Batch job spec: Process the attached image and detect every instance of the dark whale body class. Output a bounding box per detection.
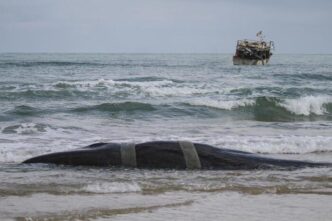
[23,141,331,170]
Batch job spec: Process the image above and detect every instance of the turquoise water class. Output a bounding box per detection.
[0,54,331,220]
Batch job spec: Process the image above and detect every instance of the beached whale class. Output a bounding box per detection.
[23,141,331,170]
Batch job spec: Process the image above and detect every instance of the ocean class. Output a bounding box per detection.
[0,53,331,220]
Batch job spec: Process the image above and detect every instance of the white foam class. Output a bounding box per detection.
[53,78,188,97]
[0,123,89,163]
[53,79,116,90]
[209,135,332,154]
[1,123,59,137]
[117,79,174,88]
[114,79,217,97]
[280,95,332,115]
[54,78,174,89]
[10,123,43,135]
[189,98,254,110]
[4,78,221,99]
[81,182,141,193]
[144,86,212,97]
[145,134,332,154]
[188,95,332,115]
[54,78,221,97]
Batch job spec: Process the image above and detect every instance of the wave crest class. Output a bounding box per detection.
[72,102,156,113]
[281,95,332,115]
[187,96,332,122]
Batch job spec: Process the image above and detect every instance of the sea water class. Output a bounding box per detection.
[0,54,331,220]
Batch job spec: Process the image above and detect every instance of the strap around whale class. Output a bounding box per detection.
[178,141,201,169]
[120,143,137,167]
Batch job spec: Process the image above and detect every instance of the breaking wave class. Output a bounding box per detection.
[187,96,332,122]
[0,78,182,101]
[54,78,175,89]
[1,97,331,122]
[281,95,332,115]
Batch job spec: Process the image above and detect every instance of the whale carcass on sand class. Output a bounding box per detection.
[23,141,331,170]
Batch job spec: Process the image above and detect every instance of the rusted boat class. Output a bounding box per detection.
[233,31,274,65]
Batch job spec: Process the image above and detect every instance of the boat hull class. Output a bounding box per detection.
[233,56,270,65]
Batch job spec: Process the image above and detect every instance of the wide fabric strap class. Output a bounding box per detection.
[178,141,201,169]
[120,143,137,167]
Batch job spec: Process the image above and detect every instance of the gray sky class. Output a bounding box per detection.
[0,0,331,53]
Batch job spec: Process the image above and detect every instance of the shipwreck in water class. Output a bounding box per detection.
[233,31,274,65]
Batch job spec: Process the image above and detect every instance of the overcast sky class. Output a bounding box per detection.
[0,0,331,53]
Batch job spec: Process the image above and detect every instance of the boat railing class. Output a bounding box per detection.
[236,39,273,51]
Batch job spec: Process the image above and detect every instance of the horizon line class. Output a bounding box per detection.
[1,52,332,55]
